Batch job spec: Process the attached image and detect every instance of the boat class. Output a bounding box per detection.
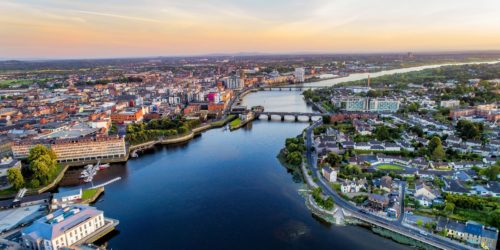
[98,163,110,170]
[131,151,138,158]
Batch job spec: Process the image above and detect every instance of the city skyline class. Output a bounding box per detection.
[1,0,500,59]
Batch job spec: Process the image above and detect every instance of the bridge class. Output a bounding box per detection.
[230,111,324,122]
[259,86,322,91]
[256,112,323,122]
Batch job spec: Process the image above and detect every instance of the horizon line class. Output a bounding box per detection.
[2,49,500,62]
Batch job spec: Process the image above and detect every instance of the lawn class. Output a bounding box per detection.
[212,115,236,127]
[376,164,404,171]
[82,188,98,200]
[0,79,34,87]
[229,117,241,128]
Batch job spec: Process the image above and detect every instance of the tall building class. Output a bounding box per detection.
[21,205,116,250]
[12,136,127,164]
[226,75,244,89]
[334,97,400,113]
[294,68,305,83]
[368,98,400,112]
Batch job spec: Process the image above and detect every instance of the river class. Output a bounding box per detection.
[59,61,499,249]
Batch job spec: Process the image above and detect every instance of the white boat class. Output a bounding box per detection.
[131,151,138,158]
[98,163,110,170]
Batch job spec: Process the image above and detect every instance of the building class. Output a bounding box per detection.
[110,108,144,124]
[294,68,305,83]
[436,218,498,250]
[334,97,400,112]
[322,166,337,182]
[12,136,127,164]
[440,100,460,108]
[368,98,400,112]
[21,205,113,250]
[0,156,21,177]
[51,189,82,209]
[227,75,244,89]
[368,193,389,210]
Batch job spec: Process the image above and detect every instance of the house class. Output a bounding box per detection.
[446,136,462,145]
[436,218,498,250]
[51,188,82,208]
[341,178,367,193]
[414,183,440,207]
[322,167,337,183]
[379,176,393,192]
[384,143,401,152]
[368,194,389,210]
[0,156,21,178]
[443,179,470,195]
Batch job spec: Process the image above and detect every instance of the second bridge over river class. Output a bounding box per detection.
[232,111,324,122]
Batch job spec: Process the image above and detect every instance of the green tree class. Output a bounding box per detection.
[325,152,342,167]
[444,202,455,214]
[7,168,24,190]
[456,120,482,140]
[416,219,423,227]
[479,163,499,181]
[429,136,445,161]
[28,145,58,185]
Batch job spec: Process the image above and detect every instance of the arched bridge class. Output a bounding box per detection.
[255,111,323,122]
[259,86,323,91]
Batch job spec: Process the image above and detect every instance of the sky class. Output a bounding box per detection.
[1,0,500,59]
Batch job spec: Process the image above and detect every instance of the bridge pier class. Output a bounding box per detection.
[268,115,272,121]
[308,116,313,122]
[295,115,299,122]
[281,115,285,121]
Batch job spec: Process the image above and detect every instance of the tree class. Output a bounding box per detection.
[28,145,58,185]
[325,152,342,167]
[429,136,445,161]
[374,125,391,141]
[479,163,500,181]
[7,168,24,190]
[444,202,455,214]
[416,219,423,227]
[432,144,446,161]
[456,120,482,140]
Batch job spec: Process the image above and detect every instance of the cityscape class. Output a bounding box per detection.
[0,1,499,250]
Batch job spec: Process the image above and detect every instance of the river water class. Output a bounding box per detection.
[59,61,499,249]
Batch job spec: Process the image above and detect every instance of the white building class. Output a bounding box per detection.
[0,156,21,177]
[21,205,109,250]
[440,100,460,108]
[294,68,305,83]
[227,75,244,89]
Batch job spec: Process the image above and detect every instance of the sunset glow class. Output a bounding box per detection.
[1,0,500,58]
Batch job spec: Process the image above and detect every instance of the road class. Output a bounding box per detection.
[304,121,474,250]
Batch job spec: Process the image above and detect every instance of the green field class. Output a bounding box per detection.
[376,164,404,171]
[0,79,35,87]
[82,188,98,200]
[229,117,242,128]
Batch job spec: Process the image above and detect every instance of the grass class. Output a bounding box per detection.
[376,164,404,171]
[211,115,236,127]
[0,79,34,87]
[82,188,99,200]
[229,117,242,128]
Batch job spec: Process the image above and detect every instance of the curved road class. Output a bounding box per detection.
[305,121,473,250]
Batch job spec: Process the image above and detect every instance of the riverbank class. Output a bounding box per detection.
[129,116,236,156]
[0,164,70,199]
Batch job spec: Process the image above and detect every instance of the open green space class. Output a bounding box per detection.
[376,164,404,171]
[82,188,99,200]
[229,117,242,128]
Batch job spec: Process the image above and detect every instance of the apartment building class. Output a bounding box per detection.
[12,136,127,163]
